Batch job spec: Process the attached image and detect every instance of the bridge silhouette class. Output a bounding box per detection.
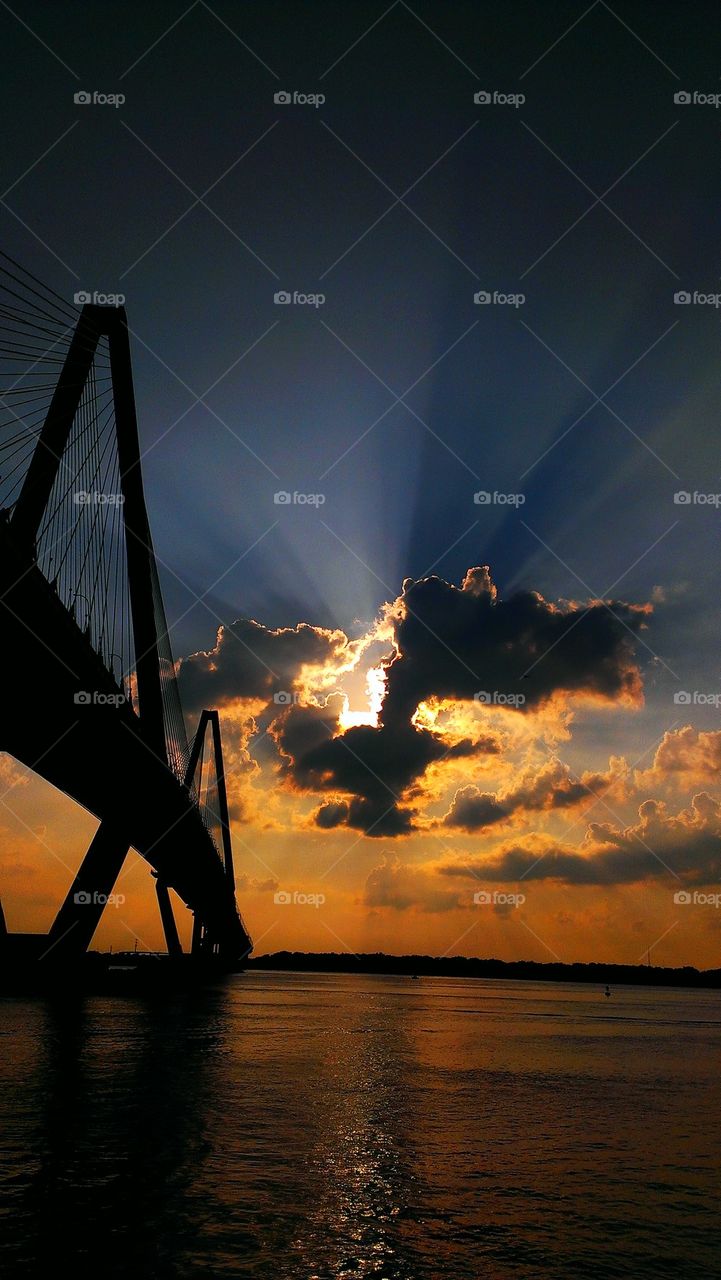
[0,253,252,978]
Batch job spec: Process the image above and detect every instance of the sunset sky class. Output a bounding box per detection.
[2,0,721,966]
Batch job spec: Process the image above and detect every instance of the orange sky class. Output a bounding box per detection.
[3,566,721,970]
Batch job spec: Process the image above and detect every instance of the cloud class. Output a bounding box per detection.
[316,795,414,838]
[638,726,721,789]
[273,695,345,773]
[440,793,721,886]
[235,873,279,894]
[382,565,649,728]
[178,618,358,712]
[444,787,508,830]
[276,709,484,836]
[443,756,626,831]
[302,566,647,840]
[315,800,350,829]
[364,854,465,913]
[176,565,650,838]
[0,755,29,791]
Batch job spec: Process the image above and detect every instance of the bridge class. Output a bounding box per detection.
[0,252,252,979]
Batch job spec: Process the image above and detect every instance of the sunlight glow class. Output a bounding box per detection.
[337,664,386,730]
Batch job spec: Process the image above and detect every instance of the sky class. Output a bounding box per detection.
[2,0,721,966]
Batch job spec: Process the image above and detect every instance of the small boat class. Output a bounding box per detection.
[604,985,611,998]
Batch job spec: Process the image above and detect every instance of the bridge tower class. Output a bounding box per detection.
[0,258,251,972]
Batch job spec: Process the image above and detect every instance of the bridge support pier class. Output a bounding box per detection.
[45,821,129,961]
[154,877,182,957]
[191,913,204,955]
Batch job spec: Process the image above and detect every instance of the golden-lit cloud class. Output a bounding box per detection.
[14,562,706,963]
[214,564,652,839]
[636,726,721,790]
[178,617,366,711]
[441,755,628,832]
[440,792,721,887]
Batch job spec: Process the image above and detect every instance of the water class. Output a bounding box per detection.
[0,973,719,1278]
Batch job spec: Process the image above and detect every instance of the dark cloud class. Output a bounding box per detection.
[382,566,648,728]
[315,800,350,829]
[440,793,721,886]
[178,618,353,712]
[176,565,649,838]
[273,696,344,772]
[280,714,482,836]
[444,787,508,830]
[444,758,622,831]
[323,796,415,838]
[295,566,646,836]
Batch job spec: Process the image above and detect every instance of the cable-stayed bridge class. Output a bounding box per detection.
[0,253,252,980]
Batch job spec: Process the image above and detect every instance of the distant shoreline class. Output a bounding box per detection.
[248,951,721,989]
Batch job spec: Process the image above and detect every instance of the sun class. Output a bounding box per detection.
[337,665,386,731]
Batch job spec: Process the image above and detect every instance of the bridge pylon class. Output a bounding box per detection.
[0,257,252,978]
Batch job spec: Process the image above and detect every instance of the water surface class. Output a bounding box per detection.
[1,973,719,1278]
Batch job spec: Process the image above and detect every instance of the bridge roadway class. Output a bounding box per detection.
[0,516,251,962]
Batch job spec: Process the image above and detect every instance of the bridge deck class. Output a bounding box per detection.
[0,518,251,961]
